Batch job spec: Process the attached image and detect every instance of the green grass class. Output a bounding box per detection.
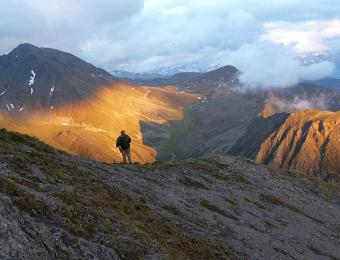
[153,161,179,170]
[160,108,196,157]
[162,205,181,215]
[0,178,52,218]
[200,199,239,221]
[181,177,208,190]
[309,245,322,255]
[193,162,228,181]
[234,173,252,185]
[224,197,237,205]
[260,194,322,223]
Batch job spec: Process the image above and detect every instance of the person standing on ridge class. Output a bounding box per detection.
[116,130,132,163]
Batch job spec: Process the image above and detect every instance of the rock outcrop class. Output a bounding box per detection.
[257,110,340,182]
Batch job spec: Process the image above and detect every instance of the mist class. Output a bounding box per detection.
[218,42,335,88]
[265,94,329,114]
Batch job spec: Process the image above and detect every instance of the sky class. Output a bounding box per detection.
[1,0,340,87]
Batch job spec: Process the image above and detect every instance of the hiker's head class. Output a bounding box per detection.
[120,130,126,136]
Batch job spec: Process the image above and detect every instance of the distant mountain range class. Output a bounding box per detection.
[0,43,339,181]
[138,65,340,180]
[300,50,340,78]
[112,61,219,79]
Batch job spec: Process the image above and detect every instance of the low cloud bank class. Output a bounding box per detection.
[265,94,329,114]
[218,42,335,88]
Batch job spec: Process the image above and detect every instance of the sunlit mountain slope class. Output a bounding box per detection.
[0,83,198,163]
[257,110,340,181]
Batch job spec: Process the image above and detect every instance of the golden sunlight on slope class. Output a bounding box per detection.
[0,83,199,163]
[257,110,340,180]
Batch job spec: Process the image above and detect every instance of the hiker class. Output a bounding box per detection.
[116,130,132,163]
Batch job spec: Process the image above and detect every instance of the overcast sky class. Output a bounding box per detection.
[1,0,340,87]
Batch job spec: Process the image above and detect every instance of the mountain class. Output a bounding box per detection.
[0,129,339,259]
[128,65,239,93]
[0,44,198,163]
[300,50,340,78]
[111,70,170,80]
[0,43,117,111]
[257,110,340,181]
[114,61,220,78]
[129,71,204,86]
[1,43,339,177]
[143,72,340,177]
[314,77,340,90]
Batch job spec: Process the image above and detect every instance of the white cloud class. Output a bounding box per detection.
[262,20,340,53]
[23,0,144,26]
[0,0,340,88]
[82,39,127,64]
[266,95,329,114]
[0,0,143,53]
[218,42,335,88]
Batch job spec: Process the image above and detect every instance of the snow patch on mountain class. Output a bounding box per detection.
[5,104,11,112]
[28,70,36,86]
[49,85,55,97]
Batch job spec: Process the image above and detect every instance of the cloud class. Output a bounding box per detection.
[0,0,340,89]
[82,0,263,71]
[212,42,334,88]
[83,0,340,80]
[262,20,340,53]
[24,0,143,26]
[0,0,143,53]
[265,94,329,114]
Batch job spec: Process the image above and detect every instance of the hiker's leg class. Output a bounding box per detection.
[122,150,127,163]
[127,148,132,163]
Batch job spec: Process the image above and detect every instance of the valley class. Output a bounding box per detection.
[0,43,339,182]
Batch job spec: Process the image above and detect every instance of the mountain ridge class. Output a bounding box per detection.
[0,128,339,259]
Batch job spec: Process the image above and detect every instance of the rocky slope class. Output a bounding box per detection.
[0,129,339,259]
[256,110,340,182]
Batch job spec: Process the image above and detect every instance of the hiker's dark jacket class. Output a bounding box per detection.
[116,135,131,150]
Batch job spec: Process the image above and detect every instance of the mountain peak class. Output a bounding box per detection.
[9,43,40,55]
[0,44,117,111]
